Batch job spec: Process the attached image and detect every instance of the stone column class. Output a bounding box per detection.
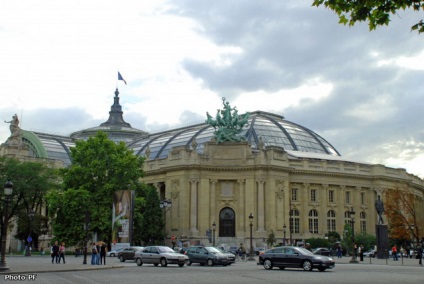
[190,179,199,234]
[210,179,217,225]
[238,179,245,234]
[257,179,265,232]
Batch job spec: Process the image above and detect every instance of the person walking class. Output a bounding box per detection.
[359,245,364,261]
[239,243,246,261]
[51,241,59,264]
[337,244,342,258]
[417,244,423,266]
[91,242,98,265]
[392,245,398,261]
[100,242,107,265]
[58,242,66,264]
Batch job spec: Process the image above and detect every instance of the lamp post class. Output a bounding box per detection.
[83,210,91,265]
[248,213,255,261]
[25,209,35,256]
[212,221,216,247]
[159,199,172,245]
[0,180,13,271]
[349,207,358,263]
[283,224,287,246]
[289,206,293,246]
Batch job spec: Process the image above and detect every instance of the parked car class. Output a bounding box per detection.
[258,246,335,272]
[215,247,236,264]
[185,246,230,266]
[134,246,189,267]
[363,249,376,258]
[107,247,125,257]
[312,248,331,256]
[118,246,145,262]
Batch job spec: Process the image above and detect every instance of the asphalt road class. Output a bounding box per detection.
[2,255,423,284]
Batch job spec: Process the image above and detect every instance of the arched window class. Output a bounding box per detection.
[219,207,235,237]
[327,210,336,232]
[308,209,319,234]
[289,209,300,234]
[360,212,366,233]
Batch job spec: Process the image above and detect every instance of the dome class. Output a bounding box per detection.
[127,111,340,160]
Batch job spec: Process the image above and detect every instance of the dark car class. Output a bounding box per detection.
[118,246,144,262]
[134,246,189,267]
[312,248,332,256]
[258,246,335,272]
[215,247,236,264]
[185,246,229,266]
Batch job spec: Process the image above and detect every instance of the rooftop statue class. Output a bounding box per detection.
[4,114,22,146]
[206,97,250,143]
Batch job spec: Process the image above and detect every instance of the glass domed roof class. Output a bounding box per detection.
[127,111,340,160]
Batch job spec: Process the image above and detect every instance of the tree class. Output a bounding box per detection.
[47,131,146,246]
[140,186,164,245]
[312,1,424,33]
[384,186,424,242]
[266,230,277,247]
[0,157,60,251]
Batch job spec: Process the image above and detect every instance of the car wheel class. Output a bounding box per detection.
[160,258,168,267]
[263,259,273,270]
[110,253,115,257]
[119,255,125,262]
[318,267,326,272]
[178,263,185,267]
[207,259,214,266]
[187,260,192,266]
[278,267,285,270]
[136,258,143,266]
[302,260,312,271]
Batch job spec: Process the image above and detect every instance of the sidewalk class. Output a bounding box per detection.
[333,255,423,267]
[0,255,124,275]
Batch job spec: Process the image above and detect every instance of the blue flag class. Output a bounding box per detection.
[118,72,127,85]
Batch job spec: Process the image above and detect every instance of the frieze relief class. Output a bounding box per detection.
[276,180,285,200]
[171,180,180,200]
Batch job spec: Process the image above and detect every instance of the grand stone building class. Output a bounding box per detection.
[1,89,423,249]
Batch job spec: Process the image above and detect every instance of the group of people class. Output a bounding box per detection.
[91,241,108,265]
[50,241,66,264]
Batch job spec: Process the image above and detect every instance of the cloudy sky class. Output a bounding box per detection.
[1,1,424,177]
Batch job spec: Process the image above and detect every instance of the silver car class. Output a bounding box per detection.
[134,246,189,267]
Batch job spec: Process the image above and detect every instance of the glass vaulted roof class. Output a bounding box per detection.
[127,111,341,160]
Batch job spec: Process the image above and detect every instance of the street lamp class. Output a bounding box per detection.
[212,221,216,247]
[283,224,287,246]
[160,199,172,245]
[0,179,14,271]
[410,224,416,249]
[248,213,255,261]
[83,211,91,265]
[25,209,35,256]
[349,207,358,263]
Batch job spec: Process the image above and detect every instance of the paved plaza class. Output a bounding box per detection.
[0,254,422,283]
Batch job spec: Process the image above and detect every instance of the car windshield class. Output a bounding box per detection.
[205,247,221,253]
[158,247,174,253]
[296,247,315,256]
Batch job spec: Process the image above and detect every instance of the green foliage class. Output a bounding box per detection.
[355,232,377,251]
[305,237,330,249]
[47,131,146,246]
[0,157,60,249]
[139,186,165,245]
[313,0,424,33]
[266,230,277,247]
[327,231,341,243]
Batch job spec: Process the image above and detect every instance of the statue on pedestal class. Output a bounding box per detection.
[375,195,385,225]
[4,114,22,146]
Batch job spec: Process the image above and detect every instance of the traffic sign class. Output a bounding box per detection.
[27,236,32,243]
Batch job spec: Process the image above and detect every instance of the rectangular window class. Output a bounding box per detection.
[327,219,336,232]
[329,190,334,203]
[360,220,366,233]
[310,189,316,202]
[345,191,351,204]
[361,192,365,205]
[309,218,318,234]
[289,217,300,234]
[291,188,298,201]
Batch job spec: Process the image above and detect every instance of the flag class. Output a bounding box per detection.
[118,72,127,85]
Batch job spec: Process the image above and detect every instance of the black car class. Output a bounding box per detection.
[185,246,230,266]
[258,246,335,272]
[118,246,144,262]
[312,248,332,256]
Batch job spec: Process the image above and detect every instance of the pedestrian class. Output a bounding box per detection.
[337,244,342,258]
[417,244,423,266]
[96,242,101,265]
[91,242,98,265]
[305,243,312,252]
[58,242,66,264]
[359,245,364,261]
[51,241,59,264]
[392,245,398,261]
[100,242,107,265]
[239,243,246,261]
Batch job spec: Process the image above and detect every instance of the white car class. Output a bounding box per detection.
[107,247,125,257]
[362,249,376,258]
[134,246,189,267]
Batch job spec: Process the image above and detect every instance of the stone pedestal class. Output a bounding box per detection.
[376,224,389,259]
